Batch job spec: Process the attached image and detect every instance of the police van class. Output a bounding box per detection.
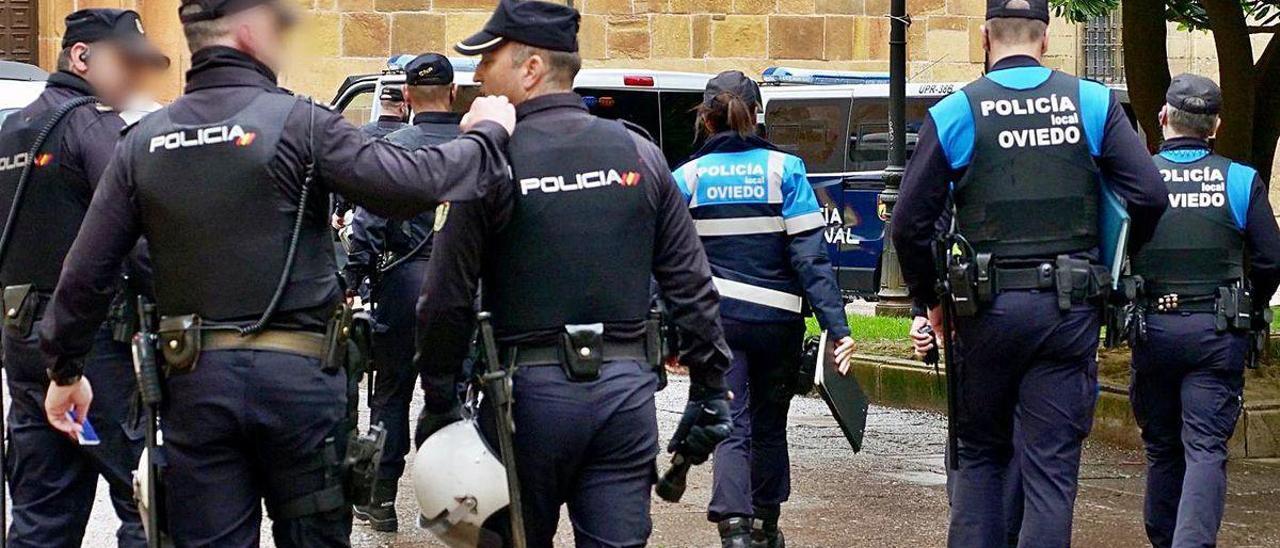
[330,56,714,168]
[759,67,1140,298]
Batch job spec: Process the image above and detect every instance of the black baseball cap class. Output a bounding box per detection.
[1166,73,1222,115]
[455,0,580,56]
[63,9,170,68]
[986,0,1050,23]
[404,54,454,86]
[379,86,404,102]
[178,0,296,25]
[704,71,762,111]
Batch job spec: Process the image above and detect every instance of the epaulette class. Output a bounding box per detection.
[619,119,656,144]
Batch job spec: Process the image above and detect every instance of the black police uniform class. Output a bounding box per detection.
[0,9,164,547]
[346,56,463,529]
[1126,75,1280,548]
[38,42,510,546]
[418,88,731,548]
[891,3,1168,546]
[416,4,730,544]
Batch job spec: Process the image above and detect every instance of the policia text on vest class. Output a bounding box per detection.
[891,52,1168,547]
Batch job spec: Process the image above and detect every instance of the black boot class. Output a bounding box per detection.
[718,517,753,548]
[353,479,399,532]
[751,507,785,548]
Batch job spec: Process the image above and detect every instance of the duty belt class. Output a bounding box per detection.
[507,340,648,368]
[200,330,327,360]
[991,263,1057,292]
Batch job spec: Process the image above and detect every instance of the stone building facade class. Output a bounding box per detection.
[24,0,1235,103]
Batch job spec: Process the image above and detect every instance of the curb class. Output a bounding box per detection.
[848,353,1280,459]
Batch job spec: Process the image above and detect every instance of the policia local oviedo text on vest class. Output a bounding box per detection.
[942,68,1112,313]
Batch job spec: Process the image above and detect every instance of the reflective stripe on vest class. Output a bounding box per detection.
[712,276,804,313]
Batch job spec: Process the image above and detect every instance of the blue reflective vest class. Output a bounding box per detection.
[673,147,827,323]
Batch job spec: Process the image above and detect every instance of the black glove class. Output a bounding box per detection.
[667,384,733,465]
[414,371,462,447]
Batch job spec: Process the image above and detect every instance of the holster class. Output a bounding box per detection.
[1053,255,1111,312]
[793,337,819,396]
[2,284,36,338]
[343,424,387,507]
[947,255,980,317]
[560,323,604,382]
[159,315,202,373]
[1214,285,1254,333]
[108,292,139,343]
[646,310,668,391]
[322,303,354,374]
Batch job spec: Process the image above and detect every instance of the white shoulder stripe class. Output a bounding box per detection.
[766,150,785,204]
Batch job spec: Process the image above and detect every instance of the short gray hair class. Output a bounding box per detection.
[1166,105,1218,139]
[511,43,580,90]
[986,16,1048,45]
[181,16,231,54]
[55,47,74,72]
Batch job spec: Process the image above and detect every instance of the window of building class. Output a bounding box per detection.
[1081,14,1125,84]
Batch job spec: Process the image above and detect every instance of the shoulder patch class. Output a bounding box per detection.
[619,119,656,144]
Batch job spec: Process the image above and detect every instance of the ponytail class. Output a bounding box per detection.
[696,91,758,138]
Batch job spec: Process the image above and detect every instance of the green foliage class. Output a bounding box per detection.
[804,314,913,341]
[1052,0,1280,30]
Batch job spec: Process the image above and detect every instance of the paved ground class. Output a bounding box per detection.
[63,375,1280,547]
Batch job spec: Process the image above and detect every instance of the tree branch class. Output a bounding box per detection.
[1249,25,1280,33]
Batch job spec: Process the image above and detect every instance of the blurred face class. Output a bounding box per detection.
[474,43,534,105]
[232,3,297,73]
[71,42,160,110]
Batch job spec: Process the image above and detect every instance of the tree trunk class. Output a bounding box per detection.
[1202,0,1256,163]
[1252,37,1280,183]
[1120,0,1169,150]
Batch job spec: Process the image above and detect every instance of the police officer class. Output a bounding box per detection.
[359,86,409,139]
[893,1,1168,546]
[0,9,168,547]
[1127,74,1280,548]
[37,0,515,545]
[345,53,462,533]
[334,87,410,227]
[416,1,733,545]
[670,71,857,548]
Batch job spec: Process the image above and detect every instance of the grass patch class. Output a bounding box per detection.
[805,314,912,341]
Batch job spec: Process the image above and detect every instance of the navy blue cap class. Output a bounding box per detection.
[379,86,404,102]
[986,0,1050,23]
[1166,73,1222,115]
[179,0,295,25]
[404,54,454,86]
[63,9,170,68]
[704,71,761,111]
[455,0,580,56]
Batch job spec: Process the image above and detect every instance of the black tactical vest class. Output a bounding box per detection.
[483,118,654,337]
[1132,152,1245,297]
[0,103,92,290]
[130,94,336,320]
[955,71,1101,259]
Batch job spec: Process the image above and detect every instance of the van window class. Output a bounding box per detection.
[341,88,374,126]
[579,88,661,143]
[765,98,851,174]
[847,98,940,171]
[659,90,703,167]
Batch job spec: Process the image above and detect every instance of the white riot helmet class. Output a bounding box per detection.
[414,419,510,547]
